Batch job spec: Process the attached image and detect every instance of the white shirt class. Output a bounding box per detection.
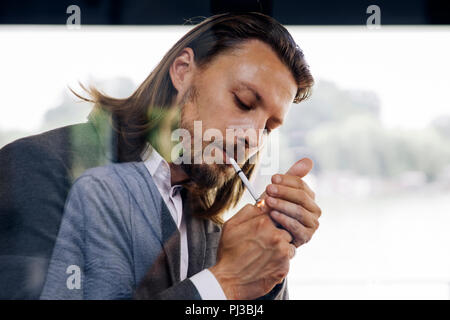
[141,146,226,300]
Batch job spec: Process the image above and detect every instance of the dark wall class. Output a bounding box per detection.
[0,0,449,25]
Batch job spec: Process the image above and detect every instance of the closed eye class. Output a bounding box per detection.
[233,94,252,111]
[233,94,273,134]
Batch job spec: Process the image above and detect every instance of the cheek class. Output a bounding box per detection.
[195,92,235,128]
[192,83,257,136]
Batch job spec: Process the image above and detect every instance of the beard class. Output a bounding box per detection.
[177,84,236,192]
[181,162,230,190]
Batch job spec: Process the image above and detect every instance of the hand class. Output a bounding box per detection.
[209,203,296,300]
[258,158,322,248]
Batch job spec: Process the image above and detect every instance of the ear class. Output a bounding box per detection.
[169,47,196,101]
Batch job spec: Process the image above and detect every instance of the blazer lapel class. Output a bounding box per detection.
[143,184,221,287]
[133,171,180,299]
[184,189,223,277]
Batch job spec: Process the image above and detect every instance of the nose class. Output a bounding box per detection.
[228,114,268,159]
[238,127,265,159]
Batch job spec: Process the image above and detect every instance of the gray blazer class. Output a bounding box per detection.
[40,161,287,300]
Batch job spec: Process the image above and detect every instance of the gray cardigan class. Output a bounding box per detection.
[40,161,287,300]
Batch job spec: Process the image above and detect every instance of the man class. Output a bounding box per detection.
[1,12,320,299]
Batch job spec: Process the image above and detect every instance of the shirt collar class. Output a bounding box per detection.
[141,143,184,191]
[141,143,167,177]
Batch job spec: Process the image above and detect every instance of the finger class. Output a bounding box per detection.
[228,203,264,226]
[266,183,309,207]
[265,187,321,218]
[275,228,294,244]
[271,174,315,199]
[270,210,313,248]
[265,196,319,229]
[289,244,297,259]
[279,242,297,260]
[285,158,313,179]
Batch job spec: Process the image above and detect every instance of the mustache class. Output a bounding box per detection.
[180,133,263,165]
[213,139,259,163]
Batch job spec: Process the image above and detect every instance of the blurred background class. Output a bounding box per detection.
[1,0,449,299]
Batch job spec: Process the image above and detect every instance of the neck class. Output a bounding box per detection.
[169,162,190,186]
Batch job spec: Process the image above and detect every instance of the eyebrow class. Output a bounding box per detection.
[238,81,284,126]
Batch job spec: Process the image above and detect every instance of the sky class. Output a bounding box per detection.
[0,25,449,132]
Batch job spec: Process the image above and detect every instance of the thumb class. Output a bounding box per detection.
[285,157,314,178]
[228,203,264,226]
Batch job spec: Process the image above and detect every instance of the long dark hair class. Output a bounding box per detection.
[72,12,314,224]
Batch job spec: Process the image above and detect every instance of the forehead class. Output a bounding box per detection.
[210,39,298,107]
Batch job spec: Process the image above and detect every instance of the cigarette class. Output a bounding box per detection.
[228,157,265,208]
